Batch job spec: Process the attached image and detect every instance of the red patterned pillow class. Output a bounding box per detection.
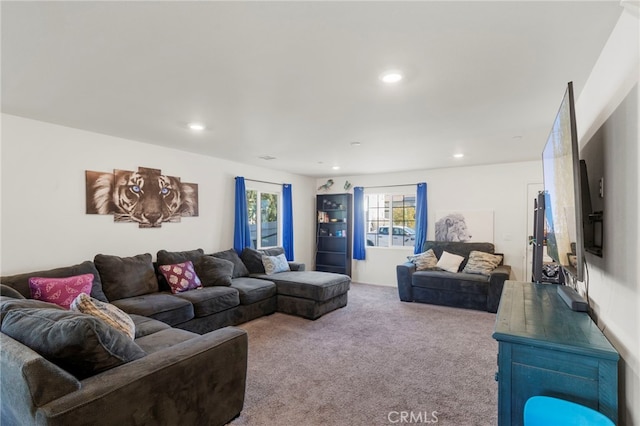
[158,261,202,294]
[28,274,94,309]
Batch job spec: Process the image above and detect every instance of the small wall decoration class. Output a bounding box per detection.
[434,210,494,243]
[86,166,198,228]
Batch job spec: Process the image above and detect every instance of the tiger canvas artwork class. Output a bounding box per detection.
[86,166,198,228]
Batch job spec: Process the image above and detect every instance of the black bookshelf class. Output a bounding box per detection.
[316,193,352,276]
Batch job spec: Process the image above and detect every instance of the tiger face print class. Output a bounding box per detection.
[112,169,182,228]
[87,167,198,228]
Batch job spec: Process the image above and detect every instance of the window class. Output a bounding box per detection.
[365,193,416,247]
[247,189,280,249]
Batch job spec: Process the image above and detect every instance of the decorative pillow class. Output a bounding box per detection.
[211,249,250,278]
[158,261,203,294]
[0,261,108,302]
[70,293,135,339]
[436,251,465,273]
[262,253,290,275]
[94,253,158,301]
[407,249,438,271]
[1,308,146,379]
[28,274,94,309]
[195,256,234,287]
[462,251,503,276]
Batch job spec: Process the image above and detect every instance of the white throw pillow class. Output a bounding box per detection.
[436,251,465,273]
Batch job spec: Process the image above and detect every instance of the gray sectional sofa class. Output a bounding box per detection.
[396,241,511,313]
[0,246,350,425]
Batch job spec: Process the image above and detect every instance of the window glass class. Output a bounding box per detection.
[365,193,416,247]
[247,189,279,249]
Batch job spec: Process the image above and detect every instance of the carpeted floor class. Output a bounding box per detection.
[230,283,498,426]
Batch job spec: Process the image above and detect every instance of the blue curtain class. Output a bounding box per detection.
[233,177,252,254]
[282,184,294,261]
[414,182,428,254]
[353,187,366,260]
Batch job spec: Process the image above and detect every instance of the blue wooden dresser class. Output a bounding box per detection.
[492,281,619,425]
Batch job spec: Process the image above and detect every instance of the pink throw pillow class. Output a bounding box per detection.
[158,261,202,294]
[29,274,94,309]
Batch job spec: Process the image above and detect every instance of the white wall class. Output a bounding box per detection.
[317,160,542,286]
[575,7,639,425]
[0,114,317,275]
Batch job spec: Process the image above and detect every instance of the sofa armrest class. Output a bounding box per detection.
[38,327,248,426]
[487,265,512,313]
[396,262,416,302]
[288,262,305,271]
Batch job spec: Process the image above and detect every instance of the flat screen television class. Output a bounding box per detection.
[541,81,585,282]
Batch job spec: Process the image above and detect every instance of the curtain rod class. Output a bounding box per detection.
[361,183,418,189]
[244,178,282,186]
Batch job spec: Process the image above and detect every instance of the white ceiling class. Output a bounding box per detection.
[1,1,624,177]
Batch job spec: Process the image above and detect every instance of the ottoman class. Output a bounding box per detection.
[254,271,351,320]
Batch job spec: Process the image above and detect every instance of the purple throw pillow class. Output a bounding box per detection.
[158,261,203,294]
[29,273,94,309]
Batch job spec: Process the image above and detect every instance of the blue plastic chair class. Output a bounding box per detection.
[524,396,615,426]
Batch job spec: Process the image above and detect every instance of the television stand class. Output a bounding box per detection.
[557,285,588,312]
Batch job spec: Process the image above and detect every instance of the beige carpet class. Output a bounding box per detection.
[230,283,498,426]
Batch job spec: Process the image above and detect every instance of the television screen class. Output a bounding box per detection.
[541,82,585,282]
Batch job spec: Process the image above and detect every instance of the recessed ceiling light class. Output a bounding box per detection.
[453,153,464,159]
[258,155,276,161]
[188,123,205,131]
[379,70,403,84]
[332,166,340,170]
[350,141,362,147]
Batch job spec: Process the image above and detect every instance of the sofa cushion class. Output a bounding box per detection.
[156,249,205,291]
[462,251,503,276]
[28,274,94,309]
[173,286,240,317]
[94,253,158,300]
[231,277,277,305]
[195,256,234,287]
[412,270,489,292]
[70,293,135,339]
[240,247,286,274]
[436,251,465,273]
[211,249,250,278]
[134,327,199,354]
[156,248,204,265]
[0,297,64,323]
[158,261,203,294]
[111,293,194,326]
[0,261,108,302]
[0,308,146,379]
[240,247,267,274]
[0,284,25,299]
[423,241,495,270]
[407,249,438,271]
[129,314,171,339]
[261,271,350,302]
[262,253,290,275]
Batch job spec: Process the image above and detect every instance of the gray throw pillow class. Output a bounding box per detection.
[211,249,250,278]
[1,308,146,379]
[94,253,158,301]
[195,256,234,287]
[240,247,266,274]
